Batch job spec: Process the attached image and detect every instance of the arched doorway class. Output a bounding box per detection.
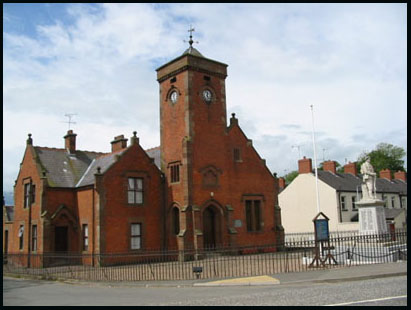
[54,226,69,252]
[203,205,220,250]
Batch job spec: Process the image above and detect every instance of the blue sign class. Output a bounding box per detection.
[315,219,329,241]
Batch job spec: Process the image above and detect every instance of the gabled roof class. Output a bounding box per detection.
[317,170,407,195]
[32,145,161,189]
[34,147,104,187]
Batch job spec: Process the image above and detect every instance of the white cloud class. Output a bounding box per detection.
[3,3,407,192]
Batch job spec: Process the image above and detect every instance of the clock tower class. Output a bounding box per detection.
[156,29,229,251]
[156,28,281,254]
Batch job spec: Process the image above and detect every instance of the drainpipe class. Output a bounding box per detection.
[337,191,342,223]
[27,180,33,268]
[92,186,95,267]
[161,172,167,251]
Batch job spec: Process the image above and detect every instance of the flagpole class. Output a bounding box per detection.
[310,105,321,214]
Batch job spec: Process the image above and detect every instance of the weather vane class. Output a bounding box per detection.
[183,25,199,47]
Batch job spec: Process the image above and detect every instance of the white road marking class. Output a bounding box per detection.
[324,295,407,306]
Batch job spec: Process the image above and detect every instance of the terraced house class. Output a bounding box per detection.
[279,157,407,235]
[3,41,284,266]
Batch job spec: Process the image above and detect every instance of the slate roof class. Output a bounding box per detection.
[182,46,204,58]
[318,171,362,192]
[76,149,127,187]
[317,170,407,195]
[145,146,161,169]
[34,147,104,187]
[32,145,161,188]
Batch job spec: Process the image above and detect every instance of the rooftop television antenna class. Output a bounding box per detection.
[63,113,77,130]
[292,145,302,158]
[322,148,328,162]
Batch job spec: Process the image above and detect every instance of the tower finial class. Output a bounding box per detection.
[184,25,199,48]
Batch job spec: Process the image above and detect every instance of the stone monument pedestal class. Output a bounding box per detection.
[356,199,387,235]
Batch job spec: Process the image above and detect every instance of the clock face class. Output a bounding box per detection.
[170,91,178,103]
[202,89,212,102]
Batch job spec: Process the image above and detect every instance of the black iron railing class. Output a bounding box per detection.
[3,229,407,282]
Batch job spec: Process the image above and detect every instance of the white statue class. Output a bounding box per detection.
[360,157,377,200]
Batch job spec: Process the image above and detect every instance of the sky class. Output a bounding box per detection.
[3,3,407,195]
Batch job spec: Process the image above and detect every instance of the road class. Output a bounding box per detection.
[3,275,407,306]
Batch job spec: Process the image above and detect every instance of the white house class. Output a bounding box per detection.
[279,157,407,235]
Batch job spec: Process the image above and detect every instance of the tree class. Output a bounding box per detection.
[284,170,299,184]
[357,143,406,177]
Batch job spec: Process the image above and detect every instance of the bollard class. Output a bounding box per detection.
[193,266,203,279]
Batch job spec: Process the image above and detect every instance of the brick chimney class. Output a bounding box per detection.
[111,135,128,152]
[298,156,312,174]
[394,170,406,182]
[64,130,77,154]
[379,169,392,180]
[279,177,286,189]
[344,162,357,176]
[323,160,337,174]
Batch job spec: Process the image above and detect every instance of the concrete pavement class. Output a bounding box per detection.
[46,261,406,288]
[194,261,407,286]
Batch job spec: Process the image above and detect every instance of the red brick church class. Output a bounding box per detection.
[3,34,284,263]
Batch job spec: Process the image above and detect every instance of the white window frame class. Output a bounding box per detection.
[128,178,144,204]
[24,183,30,208]
[31,225,37,252]
[19,225,24,250]
[352,196,357,210]
[341,196,347,211]
[82,224,89,251]
[130,223,142,250]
